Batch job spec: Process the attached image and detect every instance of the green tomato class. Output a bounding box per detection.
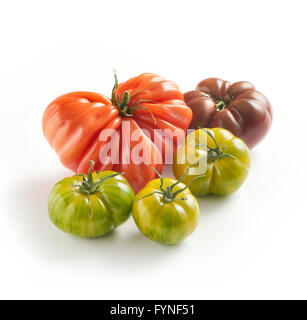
[132,176,200,245]
[173,128,250,196]
[48,161,135,238]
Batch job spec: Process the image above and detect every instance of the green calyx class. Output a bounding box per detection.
[74,160,121,195]
[111,70,157,123]
[196,129,236,162]
[202,92,235,112]
[138,166,192,203]
[72,161,122,217]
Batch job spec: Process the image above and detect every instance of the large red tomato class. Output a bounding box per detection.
[184,78,272,148]
[42,73,192,192]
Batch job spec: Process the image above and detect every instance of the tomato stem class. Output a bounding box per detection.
[138,165,193,203]
[73,160,123,195]
[201,92,235,111]
[72,161,123,216]
[196,129,236,162]
[111,70,157,124]
[87,160,95,185]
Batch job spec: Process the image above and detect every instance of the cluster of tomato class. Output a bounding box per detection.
[43,72,272,245]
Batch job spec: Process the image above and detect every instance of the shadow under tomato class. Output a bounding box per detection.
[66,217,183,271]
[5,170,87,262]
[5,172,181,270]
[196,194,236,219]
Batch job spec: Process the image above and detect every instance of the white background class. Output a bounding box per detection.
[0,0,306,300]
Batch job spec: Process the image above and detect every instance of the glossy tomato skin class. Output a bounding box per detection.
[173,128,250,196]
[184,78,272,148]
[132,179,199,245]
[48,171,135,238]
[42,74,192,193]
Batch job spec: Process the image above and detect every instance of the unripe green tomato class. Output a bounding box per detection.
[132,178,200,245]
[173,128,250,196]
[48,166,135,238]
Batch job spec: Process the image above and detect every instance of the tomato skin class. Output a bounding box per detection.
[184,78,272,148]
[48,171,135,238]
[173,128,250,196]
[42,74,192,193]
[132,179,199,245]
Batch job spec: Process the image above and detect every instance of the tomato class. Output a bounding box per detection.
[173,128,250,196]
[48,161,135,238]
[132,170,199,245]
[42,72,192,193]
[184,78,272,148]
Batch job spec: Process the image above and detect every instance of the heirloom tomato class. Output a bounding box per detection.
[184,78,272,148]
[132,168,199,245]
[48,161,135,238]
[42,72,192,193]
[173,128,250,196]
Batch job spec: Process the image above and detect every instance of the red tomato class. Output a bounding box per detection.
[184,78,272,148]
[42,73,192,192]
